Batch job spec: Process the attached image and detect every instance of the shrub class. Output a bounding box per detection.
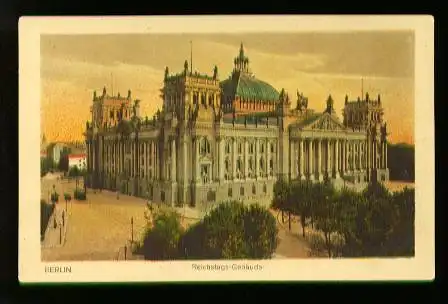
[142,208,184,260]
[74,189,86,200]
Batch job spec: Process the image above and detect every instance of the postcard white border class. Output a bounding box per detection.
[19,15,435,283]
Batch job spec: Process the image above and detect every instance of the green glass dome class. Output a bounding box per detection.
[221,72,280,102]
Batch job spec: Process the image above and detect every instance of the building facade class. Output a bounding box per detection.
[46,142,67,166]
[68,153,87,170]
[85,44,390,208]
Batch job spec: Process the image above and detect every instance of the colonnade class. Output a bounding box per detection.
[90,139,160,181]
[86,134,388,187]
[290,137,369,180]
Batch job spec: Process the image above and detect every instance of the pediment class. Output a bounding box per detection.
[304,113,346,131]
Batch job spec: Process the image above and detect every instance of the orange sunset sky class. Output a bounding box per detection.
[40,32,414,144]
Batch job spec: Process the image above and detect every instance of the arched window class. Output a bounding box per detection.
[240,186,245,196]
[270,143,275,153]
[238,143,242,154]
[260,143,265,153]
[225,142,231,154]
[252,184,256,195]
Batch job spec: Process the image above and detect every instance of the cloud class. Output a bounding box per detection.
[40,35,414,144]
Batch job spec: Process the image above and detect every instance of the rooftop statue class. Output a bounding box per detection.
[296,90,308,111]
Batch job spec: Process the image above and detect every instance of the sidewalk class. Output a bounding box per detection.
[41,202,70,248]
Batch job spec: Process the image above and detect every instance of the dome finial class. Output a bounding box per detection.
[239,42,245,58]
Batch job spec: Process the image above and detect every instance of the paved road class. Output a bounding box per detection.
[270,210,312,258]
[41,179,314,261]
[41,189,148,261]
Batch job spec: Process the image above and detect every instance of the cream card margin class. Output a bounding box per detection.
[18,15,435,283]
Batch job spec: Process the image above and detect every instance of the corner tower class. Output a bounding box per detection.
[343,92,389,182]
[161,60,222,125]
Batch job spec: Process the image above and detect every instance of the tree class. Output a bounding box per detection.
[312,181,339,257]
[333,187,363,256]
[363,181,390,202]
[272,178,290,224]
[142,208,184,260]
[292,181,314,238]
[40,157,54,177]
[388,143,415,181]
[58,147,71,172]
[179,201,279,259]
[243,204,279,259]
[383,187,415,256]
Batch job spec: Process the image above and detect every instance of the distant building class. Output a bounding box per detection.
[85,43,390,207]
[68,153,87,170]
[46,142,67,165]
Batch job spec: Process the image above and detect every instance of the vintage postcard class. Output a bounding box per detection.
[19,15,434,283]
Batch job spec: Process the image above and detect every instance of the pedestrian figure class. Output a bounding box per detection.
[53,216,57,229]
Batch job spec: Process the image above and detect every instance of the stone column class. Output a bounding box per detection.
[267,139,271,178]
[155,141,158,180]
[194,137,200,183]
[232,138,237,179]
[219,137,225,181]
[326,139,330,176]
[309,139,314,180]
[352,141,356,172]
[182,137,188,184]
[358,141,362,171]
[361,141,365,170]
[256,138,260,179]
[317,139,322,181]
[345,140,349,173]
[244,139,249,179]
[335,139,340,178]
[384,141,388,169]
[299,139,305,180]
[340,140,345,175]
[372,140,376,169]
[289,140,295,180]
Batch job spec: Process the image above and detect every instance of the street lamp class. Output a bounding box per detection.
[130,216,134,244]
